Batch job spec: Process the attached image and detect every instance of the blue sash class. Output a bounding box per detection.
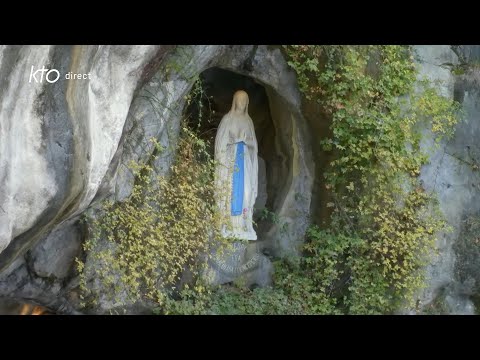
[231,141,245,216]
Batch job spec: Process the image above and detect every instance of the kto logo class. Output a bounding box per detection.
[29,66,60,83]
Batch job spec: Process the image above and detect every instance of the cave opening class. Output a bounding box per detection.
[184,67,289,239]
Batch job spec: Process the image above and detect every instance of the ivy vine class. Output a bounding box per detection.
[282,45,462,313]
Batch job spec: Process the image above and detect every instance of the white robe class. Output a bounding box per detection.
[214,103,258,240]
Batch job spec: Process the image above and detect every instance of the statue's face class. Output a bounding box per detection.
[233,91,248,113]
[236,97,247,112]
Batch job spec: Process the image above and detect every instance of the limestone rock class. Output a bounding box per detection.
[29,220,82,279]
[0,45,165,271]
[2,45,479,314]
[415,45,480,314]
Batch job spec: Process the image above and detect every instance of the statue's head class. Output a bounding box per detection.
[231,90,249,114]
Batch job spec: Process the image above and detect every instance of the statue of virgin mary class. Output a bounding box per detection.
[214,90,258,240]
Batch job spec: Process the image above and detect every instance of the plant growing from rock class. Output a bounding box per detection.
[76,124,226,312]
[282,45,462,313]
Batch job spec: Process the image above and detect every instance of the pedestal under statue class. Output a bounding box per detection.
[214,90,258,241]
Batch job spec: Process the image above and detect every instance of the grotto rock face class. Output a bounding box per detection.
[0,45,165,270]
[1,45,479,314]
[415,45,480,314]
[0,45,314,313]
